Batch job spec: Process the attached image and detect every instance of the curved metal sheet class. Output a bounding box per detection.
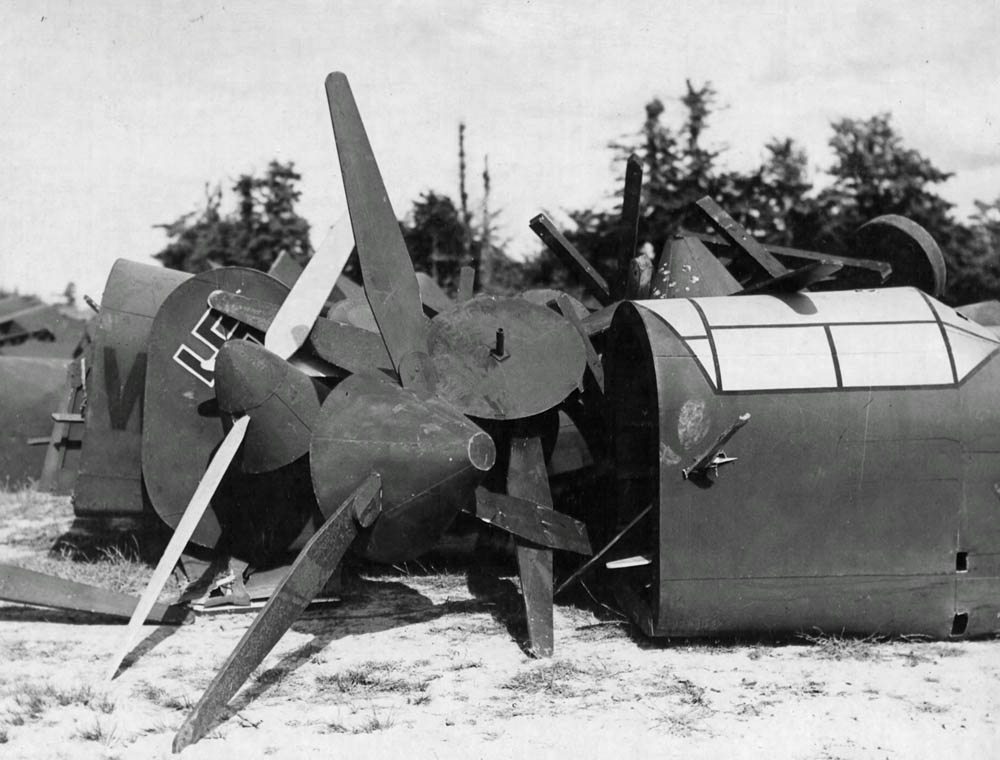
[310,373,494,563]
[856,215,947,297]
[427,296,586,420]
[141,268,288,548]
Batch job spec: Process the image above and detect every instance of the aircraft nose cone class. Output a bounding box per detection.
[310,374,496,563]
[214,340,320,473]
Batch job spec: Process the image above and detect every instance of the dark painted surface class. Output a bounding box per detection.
[606,292,1000,638]
[74,260,190,516]
[141,268,287,546]
[310,373,494,563]
[0,356,70,486]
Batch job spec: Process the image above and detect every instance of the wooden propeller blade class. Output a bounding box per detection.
[105,416,250,681]
[324,72,429,380]
[173,473,381,753]
[264,211,354,359]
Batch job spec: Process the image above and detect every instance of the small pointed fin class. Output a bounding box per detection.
[172,473,381,753]
[325,72,429,379]
[105,416,250,681]
[529,213,611,306]
[265,213,354,359]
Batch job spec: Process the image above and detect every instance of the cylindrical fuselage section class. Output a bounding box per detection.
[607,287,1000,638]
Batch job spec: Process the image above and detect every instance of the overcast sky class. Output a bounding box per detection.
[1,0,998,302]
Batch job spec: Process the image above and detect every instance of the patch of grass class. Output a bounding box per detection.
[502,660,589,698]
[5,679,103,725]
[355,711,394,733]
[316,660,431,696]
[0,726,8,744]
[132,681,167,704]
[75,716,118,745]
[160,693,193,712]
[324,706,396,735]
[447,659,482,671]
[797,631,891,661]
[93,693,116,715]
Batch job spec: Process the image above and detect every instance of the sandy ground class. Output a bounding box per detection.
[1,489,998,759]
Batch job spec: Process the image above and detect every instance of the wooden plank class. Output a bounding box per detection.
[529,213,611,306]
[325,72,429,379]
[265,212,354,359]
[683,231,892,282]
[694,196,787,278]
[625,254,652,300]
[457,266,475,302]
[580,304,616,337]
[0,564,188,624]
[106,417,250,681]
[555,294,604,393]
[173,474,379,752]
[615,154,643,299]
[555,504,653,596]
[507,435,556,657]
[736,262,843,295]
[415,272,454,314]
[472,487,591,555]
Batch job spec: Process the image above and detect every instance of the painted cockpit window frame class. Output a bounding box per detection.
[636,288,1000,393]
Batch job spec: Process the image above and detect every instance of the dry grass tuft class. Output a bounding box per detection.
[316,660,432,696]
[797,631,891,661]
[502,660,589,697]
[74,716,119,746]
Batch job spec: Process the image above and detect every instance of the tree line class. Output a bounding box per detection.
[154,83,1000,306]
